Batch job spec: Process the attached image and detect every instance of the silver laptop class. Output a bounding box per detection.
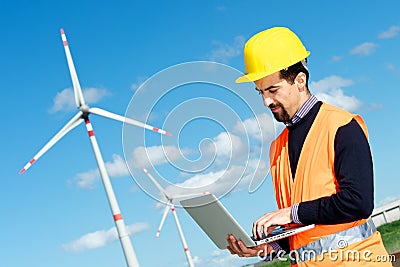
[180,193,315,249]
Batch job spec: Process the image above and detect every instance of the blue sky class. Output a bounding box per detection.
[1,1,400,267]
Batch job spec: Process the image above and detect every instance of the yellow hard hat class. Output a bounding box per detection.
[236,27,310,83]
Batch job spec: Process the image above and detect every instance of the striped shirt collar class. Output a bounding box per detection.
[284,95,318,127]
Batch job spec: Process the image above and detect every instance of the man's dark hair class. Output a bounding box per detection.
[279,59,309,91]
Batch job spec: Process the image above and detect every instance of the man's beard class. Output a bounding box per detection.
[270,103,290,122]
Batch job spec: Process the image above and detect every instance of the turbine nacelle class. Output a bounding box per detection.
[79,104,90,115]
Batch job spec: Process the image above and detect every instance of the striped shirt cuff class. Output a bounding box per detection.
[291,203,302,224]
[263,241,282,262]
[270,241,282,252]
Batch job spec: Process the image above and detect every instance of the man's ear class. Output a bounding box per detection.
[294,72,306,92]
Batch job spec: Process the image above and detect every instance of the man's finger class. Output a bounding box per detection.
[228,235,242,255]
[237,240,258,257]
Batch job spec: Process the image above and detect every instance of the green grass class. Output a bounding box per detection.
[261,257,290,266]
[377,219,400,254]
[255,219,400,267]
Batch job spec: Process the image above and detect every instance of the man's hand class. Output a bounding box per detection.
[226,234,271,258]
[252,207,292,240]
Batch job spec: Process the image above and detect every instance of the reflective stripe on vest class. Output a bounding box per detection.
[290,219,376,264]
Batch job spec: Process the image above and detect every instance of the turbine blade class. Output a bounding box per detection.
[19,111,83,174]
[60,28,85,108]
[142,168,169,199]
[156,204,171,238]
[89,107,172,136]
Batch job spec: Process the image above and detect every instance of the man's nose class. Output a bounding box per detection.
[262,95,274,107]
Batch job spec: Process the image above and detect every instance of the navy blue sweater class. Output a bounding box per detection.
[288,102,374,224]
[276,102,374,252]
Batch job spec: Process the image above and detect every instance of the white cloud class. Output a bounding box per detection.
[126,223,151,235]
[386,64,400,75]
[74,154,130,189]
[208,36,245,63]
[180,249,253,267]
[126,126,269,198]
[311,75,354,92]
[75,132,248,193]
[172,169,228,190]
[211,250,222,257]
[175,250,240,267]
[84,88,110,103]
[310,76,362,112]
[192,255,202,264]
[234,113,276,142]
[130,145,185,169]
[50,87,110,113]
[331,55,343,62]
[131,125,271,198]
[164,169,231,199]
[200,250,247,267]
[378,25,400,39]
[105,154,130,177]
[49,88,76,112]
[75,169,99,189]
[164,157,269,198]
[62,222,150,252]
[203,132,245,160]
[315,89,362,113]
[386,64,396,71]
[350,42,377,56]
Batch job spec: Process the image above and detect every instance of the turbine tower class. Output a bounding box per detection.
[19,29,171,267]
[143,168,203,267]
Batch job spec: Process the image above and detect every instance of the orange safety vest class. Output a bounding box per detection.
[269,103,392,266]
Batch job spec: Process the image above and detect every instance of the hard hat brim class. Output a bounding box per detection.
[235,72,272,83]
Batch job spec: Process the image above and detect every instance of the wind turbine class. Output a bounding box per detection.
[142,168,205,267]
[19,28,172,267]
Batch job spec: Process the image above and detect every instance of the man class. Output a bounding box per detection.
[226,27,392,266]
